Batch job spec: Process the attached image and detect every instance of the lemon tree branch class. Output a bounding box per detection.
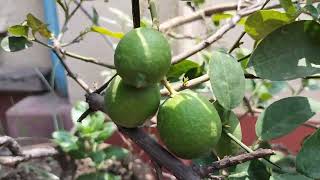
[195,149,274,178]
[159,1,282,32]
[171,2,265,64]
[33,39,115,69]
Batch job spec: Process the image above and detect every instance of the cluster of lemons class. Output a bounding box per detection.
[104,27,230,159]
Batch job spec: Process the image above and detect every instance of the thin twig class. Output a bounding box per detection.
[52,48,93,93]
[160,74,209,95]
[58,0,84,41]
[34,68,55,93]
[167,32,199,40]
[160,73,260,95]
[62,50,115,69]
[159,1,281,32]
[229,31,246,53]
[228,0,271,54]
[34,39,115,69]
[194,149,274,178]
[171,2,264,64]
[74,0,116,50]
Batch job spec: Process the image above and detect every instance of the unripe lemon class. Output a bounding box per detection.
[114,27,171,88]
[157,90,222,159]
[104,76,160,128]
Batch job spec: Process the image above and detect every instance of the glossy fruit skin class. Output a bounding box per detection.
[104,76,160,128]
[114,27,171,88]
[157,90,222,159]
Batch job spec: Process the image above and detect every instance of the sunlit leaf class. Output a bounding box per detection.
[91,25,124,39]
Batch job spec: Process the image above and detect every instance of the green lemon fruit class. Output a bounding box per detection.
[157,90,222,159]
[215,110,242,157]
[104,76,160,128]
[114,27,171,88]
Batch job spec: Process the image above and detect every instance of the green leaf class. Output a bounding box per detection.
[303,5,319,19]
[297,129,320,179]
[95,122,117,142]
[256,96,320,140]
[103,146,129,160]
[192,0,205,6]
[1,36,32,52]
[78,111,106,134]
[82,122,117,142]
[250,20,320,81]
[8,25,29,38]
[89,150,106,165]
[52,131,78,152]
[192,153,217,167]
[270,173,312,180]
[91,26,124,39]
[229,160,270,180]
[245,10,291,41]
[184,63,205,80]
[77,172,121,180]
[92,7,99,25]
[166,60,200,81]
[26,13,53,39]
[209,51,245,110]
[212,13,246,26]
[212,13,232,26]
[279,0,297,17]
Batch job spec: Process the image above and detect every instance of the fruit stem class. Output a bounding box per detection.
[223,129,282,171]
[161,78,177,96]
